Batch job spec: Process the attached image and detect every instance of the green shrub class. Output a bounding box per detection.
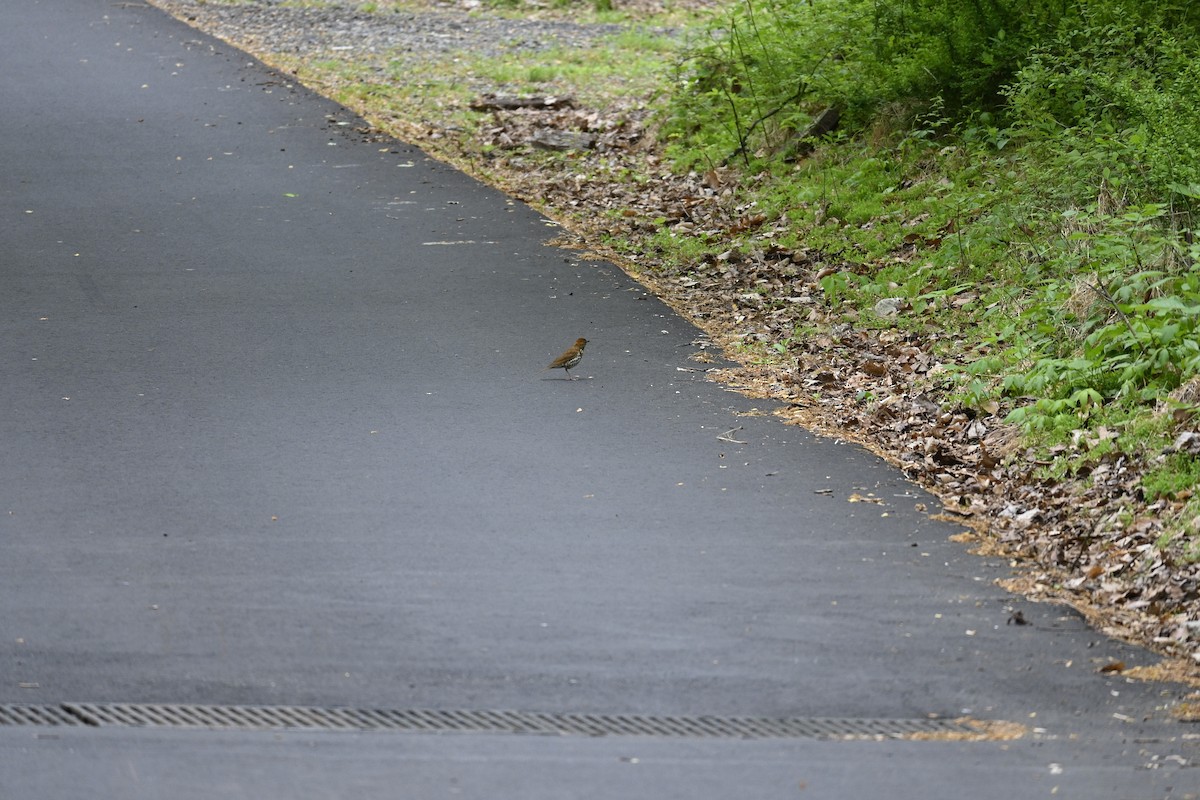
[666,0,1078,168]
[1006,2,1200,195]
[1001,205,1200,429]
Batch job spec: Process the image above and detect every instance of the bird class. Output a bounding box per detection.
[545,337,588,380]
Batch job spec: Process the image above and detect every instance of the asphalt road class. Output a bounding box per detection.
[1,1,1196,797]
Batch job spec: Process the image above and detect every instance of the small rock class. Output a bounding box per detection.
[1171,430,1200,455]
[529,129,597,151]
[873,297,903,317]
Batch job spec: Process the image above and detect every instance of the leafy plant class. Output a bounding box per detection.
[666,0,1087,169]
[1143,453,1200,501]
[999,204,1200,429]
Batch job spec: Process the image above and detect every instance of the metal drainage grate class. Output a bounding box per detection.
[0,703,976,740]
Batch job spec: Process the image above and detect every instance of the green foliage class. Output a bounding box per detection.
[666,0,858,167]
[668,0,1200,192]
[1143,453,1200,501]
[1005,2,1200,195]
[1000,205,1200,430]
[666,0,1080,168]
[865,0,1064,111]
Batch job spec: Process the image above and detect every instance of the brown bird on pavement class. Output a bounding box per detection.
[545,337,588,380]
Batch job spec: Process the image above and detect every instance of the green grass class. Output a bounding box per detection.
[292,24,679,124]
[470,32,678,98]
[1144,453,1200,502]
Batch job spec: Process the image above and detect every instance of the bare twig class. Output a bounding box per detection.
[717,426,747,444]
[722,48,835,165]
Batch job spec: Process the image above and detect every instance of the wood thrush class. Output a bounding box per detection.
[545,337,588,380]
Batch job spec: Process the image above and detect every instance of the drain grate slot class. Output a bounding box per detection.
[1,703,981,740]
[0,703,91,727]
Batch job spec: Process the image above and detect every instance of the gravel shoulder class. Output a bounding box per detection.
[150,0,646,62]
